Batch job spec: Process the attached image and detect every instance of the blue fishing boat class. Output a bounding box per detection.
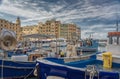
[76,39,99,52]
[35,55,119,79]
[0,59,36,78]
[0,29,38,78]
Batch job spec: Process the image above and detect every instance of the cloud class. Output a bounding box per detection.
[81,29,107,39]
[0,0,40,18]
[81,23,117,39]
[0,0,120,39]
[1,0,119,23]
[0,13,3,17]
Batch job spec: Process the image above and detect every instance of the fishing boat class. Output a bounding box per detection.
[97,21,120,63]
[0,29,42,78]
[76,39,99,52]
[35,50,120,79]
[35,57,119,79]
[50,38,67,52]
[0,59,35,78]
[97,31,120,63]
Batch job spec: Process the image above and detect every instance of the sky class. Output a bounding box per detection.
[0,0,120,39]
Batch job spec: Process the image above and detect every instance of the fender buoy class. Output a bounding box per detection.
[33,63,39,76]
[34,68,37,76]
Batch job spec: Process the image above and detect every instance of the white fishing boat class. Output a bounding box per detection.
[48,38,67,57]
[97,31,120,63]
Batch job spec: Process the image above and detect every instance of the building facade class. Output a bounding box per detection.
[38,19,61,38]
[22,19,81,41]
[67,24,77,41]
[0,18,81,42]
[60,24,68,39]
[21,25,38,35]
[0,17,21,41]
[60,24,81,42]
[76,27,81,40]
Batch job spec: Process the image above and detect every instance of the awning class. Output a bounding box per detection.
[22,34,55,38]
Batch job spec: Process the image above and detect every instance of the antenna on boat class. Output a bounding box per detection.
[85,32,94,39]
[116,20,119,32]
[116,17,119,32]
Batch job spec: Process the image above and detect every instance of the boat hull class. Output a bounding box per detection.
[76,47,98,52]
[36,58,120,79]
[0,59,36,78]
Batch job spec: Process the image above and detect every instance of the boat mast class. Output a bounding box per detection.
[116,17,119,45]
[116,13,119,32]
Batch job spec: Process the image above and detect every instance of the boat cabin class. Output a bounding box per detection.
[108,32,120,45]
[107,32,120,55]
[97,32,120,63]
[28,53,42,61]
